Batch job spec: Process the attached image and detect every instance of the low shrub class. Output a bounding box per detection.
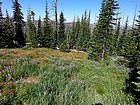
[12,55,39,80]
[59,40,70,52]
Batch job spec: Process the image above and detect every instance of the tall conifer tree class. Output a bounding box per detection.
[26,7,37,47]
[0,1,4,48]
[58,11,65,47]
[118,16,129,55]
[126,12,140,104]
[12,0,25,47]
[88,0,119,61]
[3,10,15,48]
[42,0,53,48]
[82,11,91,51]
[75,17,81,49]
[37,16,43,47]
[76,15,84,51]
[52,0,58,47]
[113,19,121,55]
[69,17,76,49]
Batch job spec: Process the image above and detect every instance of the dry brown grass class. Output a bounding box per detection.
[0,48,87,65]
[20,76,38,83]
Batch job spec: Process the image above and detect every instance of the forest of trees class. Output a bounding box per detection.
[0,0,140,103]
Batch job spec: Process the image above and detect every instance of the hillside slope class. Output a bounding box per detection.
[0,48,133,105]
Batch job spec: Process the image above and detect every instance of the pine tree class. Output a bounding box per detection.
[113,18,121,55]
[0,1,4,48]
[76,15,84,51]
[12,0,25,47]
[75,17,81,49]
[52,0,58,48]
[88,0,107,61]
[82,11,91,51]
[131,12,140,68]
[58,11,66,47]
[126,13,140,104]
[42,0,53,48]
[118,16,129,55]
[69,17,76,49]
[3,10,15,48]
[104,0,120,56]
[26,7,37,47]
[76,11,91,51]
[88,0,119,61]
[36,16,43,47]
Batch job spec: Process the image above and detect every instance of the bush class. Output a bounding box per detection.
[0,84,22,105]
[59,40,70,52]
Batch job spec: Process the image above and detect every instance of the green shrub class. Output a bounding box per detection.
[0,84,22,105]
[0,70,13,82]
[59,40,70,52]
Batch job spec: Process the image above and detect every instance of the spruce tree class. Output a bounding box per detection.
[88,0,107,61]
[58,11,66,47]
[42,0,53,48]
[52,0,58,47]
[82,11,91,51]
[75,17,81,49]
[3,10,15,48]
[118,16,129,55]
[113,19,121,55]
[12,0,25,47]
[37,16,43,47]
[76,15,84,51]
[0,1,4,48]
[88,0,119,61]
[69,17,76,49]
[126,12,140,104]
[26,7,37,47]
[130,12,140,68]
[76,11,91,51]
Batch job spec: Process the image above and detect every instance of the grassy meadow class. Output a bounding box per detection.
[0,48,133,105]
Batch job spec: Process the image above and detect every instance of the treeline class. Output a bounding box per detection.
[0,0,91,53]
[0,0,140,103]
[0,0,140,65]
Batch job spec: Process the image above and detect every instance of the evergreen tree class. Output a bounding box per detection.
[126,13,140,104]
[75,17,81,49]
[113,18,121,55]
[0,1,4,48]
[36,16,43,47]
[118,16,129,55]
[12,0,25,47]
[88,0,107,61]
[59,40,70,52]
[52,0,58,47]
[69,17,76,49]
[42,0,53,48]
[76,15,84,51]
[133,70,140,104]
[82,11,91,51]
[3,10,15,48]
[76,11,91,51]
[130,12,140,68]
[88,0,119,61]
[26,7,37,47]
[58,11,66,47]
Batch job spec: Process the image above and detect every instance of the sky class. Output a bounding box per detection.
[1,0,140,25]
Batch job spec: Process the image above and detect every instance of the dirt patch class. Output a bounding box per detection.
[19,76,38,83]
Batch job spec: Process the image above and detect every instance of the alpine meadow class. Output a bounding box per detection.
[0,0,140,104]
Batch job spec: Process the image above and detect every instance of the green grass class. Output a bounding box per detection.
[0,48,134,105]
